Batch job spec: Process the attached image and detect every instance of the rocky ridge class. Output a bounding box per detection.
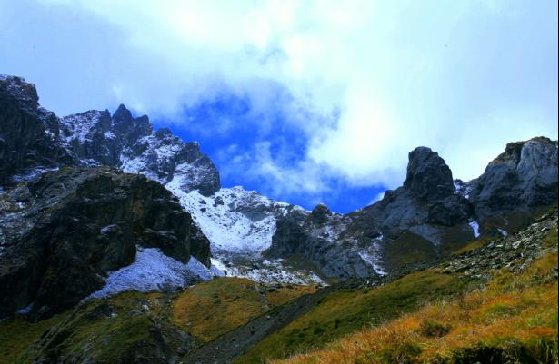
[267,140,557,278]
[0,166,212,318]
[438,208,559,280]
[59,104,221,196]
[0,74,558,287]
[466,136,559,231]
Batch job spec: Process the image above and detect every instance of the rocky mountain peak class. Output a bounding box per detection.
[309,203,331,224]
[404,146,455,200]
[112,103,132,121]
[111,103,152,144]
[0,75,39,108]
[58,101,219,195]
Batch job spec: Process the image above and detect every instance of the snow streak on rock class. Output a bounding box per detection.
[11,166,59,183]
[211,257,324,286]
[469,220,481,238]
[358,235,387,275]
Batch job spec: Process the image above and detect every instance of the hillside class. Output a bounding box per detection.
[275,223,558,363]
[0,208,556,363]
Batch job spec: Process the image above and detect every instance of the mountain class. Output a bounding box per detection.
[1,75,558,290]
[0,74,558,363]
[59,105,220,196]
[267,140,558,277]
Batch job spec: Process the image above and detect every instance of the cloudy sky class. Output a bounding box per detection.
[0,0,557,212]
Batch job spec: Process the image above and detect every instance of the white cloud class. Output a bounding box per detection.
[4,0,557,192]
[222,141,333,197]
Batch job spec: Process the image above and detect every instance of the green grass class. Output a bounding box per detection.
[0,312,69,364]
[236,271,469,363]
[383,231,437,270]
[16,291,185,363]
[269,219,559,364]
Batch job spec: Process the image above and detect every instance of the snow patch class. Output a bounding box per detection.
[16,303,34,315]
[87,247,217,299]
[167,185,291,253]
[213,256,324,286]
[469,220,481,238]
[11,166,59,183]
[454,180,473,199]
[497,228,508,237]
[100,224,118,235]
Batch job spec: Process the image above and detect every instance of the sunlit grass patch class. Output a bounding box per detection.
[172,278,315,342]
[273,252,559,364]
[236,271,468,363]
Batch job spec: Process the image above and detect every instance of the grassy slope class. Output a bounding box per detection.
[1,218,556,363]
[236,271,469,363]
[0,279,315,363]
[239,225,559,364]
[0,313,70,363]
[15,291,184,363]
[172,277,316,343]
[277,251,558,364]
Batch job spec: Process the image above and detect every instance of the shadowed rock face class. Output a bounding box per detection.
[266,209,374,280]
[0,76,73,184]
[0,167,211,318]
[404,147,455,200]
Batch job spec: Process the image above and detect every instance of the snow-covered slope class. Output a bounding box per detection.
[167,184,302,254]
[165,182,326,285]
[88,246,224,299]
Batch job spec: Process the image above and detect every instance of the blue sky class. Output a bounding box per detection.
[0,0,557,212]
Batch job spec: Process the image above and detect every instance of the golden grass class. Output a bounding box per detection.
[267,285,317,307]
[172,278,315,342]
[236,271,466,363]
[275,252,559,364]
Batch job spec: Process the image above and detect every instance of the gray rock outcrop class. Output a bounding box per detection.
[469,137,558,227]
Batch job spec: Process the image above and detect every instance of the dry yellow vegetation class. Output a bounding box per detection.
[275,252,558,364]
[172,277,315,342]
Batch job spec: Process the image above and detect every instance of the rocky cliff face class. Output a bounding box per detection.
[467,137,558,232]
[0,167,211,318]
[266,205,376,279]
[0,75,73,185]
[60,104,221,196]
